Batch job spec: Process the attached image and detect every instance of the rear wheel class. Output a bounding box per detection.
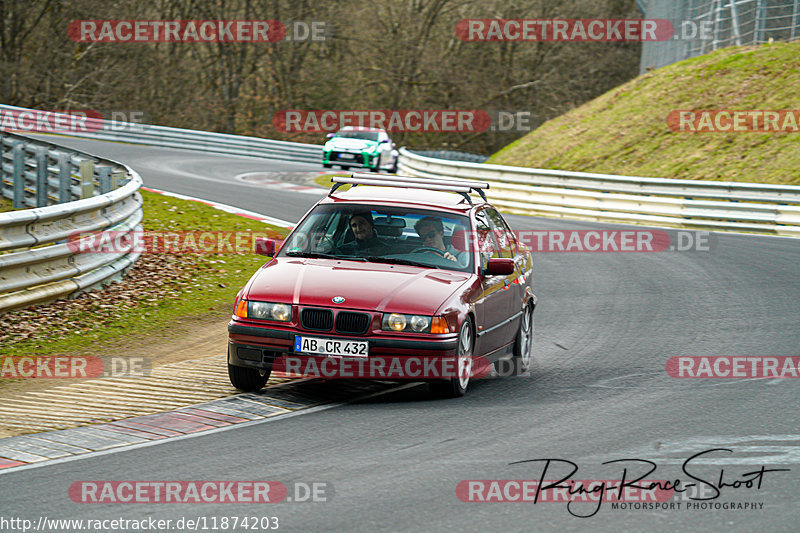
[228,364,271,392]
[430,318,473,398]
[322,163,332,168]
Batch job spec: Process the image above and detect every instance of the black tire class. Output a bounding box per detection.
[430,317,474,398]
[322,163,332,169]
[228,363,271,392]
[389,158,398,173]
[511,304,534,374]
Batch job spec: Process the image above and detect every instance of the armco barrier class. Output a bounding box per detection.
[0,131,143,313]
[399,148,800,236]
[0,104,322,164]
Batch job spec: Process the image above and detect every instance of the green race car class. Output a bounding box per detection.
[322,126,398,173]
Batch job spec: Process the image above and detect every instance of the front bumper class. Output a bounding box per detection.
[323,150,379,169]
[228,321,460,378]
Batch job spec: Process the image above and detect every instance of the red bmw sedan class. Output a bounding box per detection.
[227,174,535,397]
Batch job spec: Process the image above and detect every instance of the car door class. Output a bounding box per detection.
[486,208,526,343]
[473,209,516,356]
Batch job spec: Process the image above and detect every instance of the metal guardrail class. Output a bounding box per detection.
[398,148,800,236]
[408,150,489,163]
[0,104,322,164]
[0,131,143,313]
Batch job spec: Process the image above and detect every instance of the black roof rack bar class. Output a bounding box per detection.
[331,173,489,203]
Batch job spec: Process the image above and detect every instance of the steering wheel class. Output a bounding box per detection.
[410,246,446,257]
[313,235,336,253]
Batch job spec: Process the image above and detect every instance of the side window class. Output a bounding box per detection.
[486,209,516,257]
[475,210,502,270]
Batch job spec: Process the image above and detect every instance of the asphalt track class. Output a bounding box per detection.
[3,137,799,532]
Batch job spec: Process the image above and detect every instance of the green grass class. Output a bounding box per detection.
[314,173,352,191]
[0,196,11,213]
[0,190,289,357]
[488,41,800,184]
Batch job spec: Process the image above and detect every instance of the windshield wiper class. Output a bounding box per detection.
[364,256,441,269]
[285,251,367,261]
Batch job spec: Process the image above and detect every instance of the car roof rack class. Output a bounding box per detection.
[329,173,489,204]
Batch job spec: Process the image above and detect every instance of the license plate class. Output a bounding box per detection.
[338,153,355,160]
[294,336,368,358]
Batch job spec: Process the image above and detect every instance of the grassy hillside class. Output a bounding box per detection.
[489,41,800,184]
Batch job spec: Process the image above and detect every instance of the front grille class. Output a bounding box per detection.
[301,308,333,331]
[335,311,370,334]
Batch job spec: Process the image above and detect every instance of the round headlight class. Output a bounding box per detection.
[271,304,291,321]
[387,313,407,331]
[409,315,430,332]
[250,301,270,318]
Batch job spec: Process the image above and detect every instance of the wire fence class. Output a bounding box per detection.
[637,0,800,72]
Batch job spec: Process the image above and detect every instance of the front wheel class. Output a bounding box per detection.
[228,363,271,392]
[430,318,474,398]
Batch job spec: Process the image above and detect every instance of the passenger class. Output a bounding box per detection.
[339,211,390,256]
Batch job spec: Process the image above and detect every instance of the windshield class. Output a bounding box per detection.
[334,131,380,141]
[279,204,474,273]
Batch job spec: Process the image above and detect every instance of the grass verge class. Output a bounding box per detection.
[488,41,800,184]
[313,173,351,190]
[0,189,288,358]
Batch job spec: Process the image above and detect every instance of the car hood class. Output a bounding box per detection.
[327,138,379,152]
[246,258,472,315]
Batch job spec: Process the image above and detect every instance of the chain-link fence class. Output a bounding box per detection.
[637,0,800,73]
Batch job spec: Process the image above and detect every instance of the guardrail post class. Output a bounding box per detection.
[58,153,72,203]
[79,159,94,199]
[12,143,25,209]
[35,148,49,207]
[98,166,112,194]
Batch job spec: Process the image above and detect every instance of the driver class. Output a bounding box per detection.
[414,217,467,265]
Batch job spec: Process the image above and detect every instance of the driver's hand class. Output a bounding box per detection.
[443,252,457,262]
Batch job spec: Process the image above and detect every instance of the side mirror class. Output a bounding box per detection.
[485,257,514,275]
[255,237,277,257]
[326,132,335,139]
[380,139,390,143]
